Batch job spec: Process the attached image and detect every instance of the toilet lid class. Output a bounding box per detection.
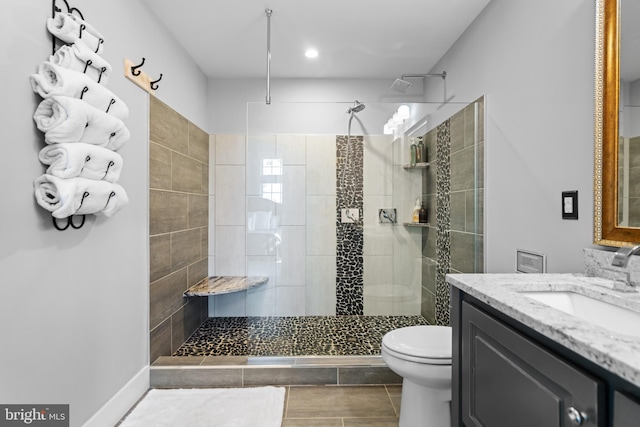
[382,325,452,360]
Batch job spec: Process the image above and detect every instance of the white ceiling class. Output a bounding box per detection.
[144,0,491,79]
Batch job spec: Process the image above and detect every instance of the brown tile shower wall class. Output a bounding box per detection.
[149,96,209,363]
[626,136,640,227]
[421,97,485,324]
[449,98,484,275]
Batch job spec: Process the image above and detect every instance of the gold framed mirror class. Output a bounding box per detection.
[593,0,640,246]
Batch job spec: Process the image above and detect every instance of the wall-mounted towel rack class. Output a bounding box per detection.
[34,1,131,230]
[48,0,89,231]
[124,58,162,94]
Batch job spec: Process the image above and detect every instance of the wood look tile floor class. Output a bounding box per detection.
[281,385,401,427]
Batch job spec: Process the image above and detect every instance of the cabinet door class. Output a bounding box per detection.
[613,391,640,427]
[461,302,602,427]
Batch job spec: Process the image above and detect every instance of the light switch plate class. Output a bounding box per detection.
[562,190,578,220]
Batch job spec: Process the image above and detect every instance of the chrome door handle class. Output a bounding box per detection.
[567,407,588,425]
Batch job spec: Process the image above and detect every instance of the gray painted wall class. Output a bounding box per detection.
[426,0,596,273]
[0,1,207,425]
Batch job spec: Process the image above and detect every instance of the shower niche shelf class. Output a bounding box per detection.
[184,276,269,297]
[403,162,430,170]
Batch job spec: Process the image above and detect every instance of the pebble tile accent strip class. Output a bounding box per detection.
[436,120,452,326]
[336,135,365,315]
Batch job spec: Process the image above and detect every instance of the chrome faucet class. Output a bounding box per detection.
[611,244,640,268]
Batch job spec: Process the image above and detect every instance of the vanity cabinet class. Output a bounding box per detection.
[451,288,640,427]
[458,300,602,426]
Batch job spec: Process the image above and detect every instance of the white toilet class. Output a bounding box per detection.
[381,325,452,427]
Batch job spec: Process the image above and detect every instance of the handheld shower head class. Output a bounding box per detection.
[347,100,366,114]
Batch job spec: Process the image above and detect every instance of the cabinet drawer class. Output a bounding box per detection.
[461,301,603,427]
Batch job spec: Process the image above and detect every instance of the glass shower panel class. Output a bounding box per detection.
[245,100,484,324]
[247,102,403,318]
[245,134,279,316]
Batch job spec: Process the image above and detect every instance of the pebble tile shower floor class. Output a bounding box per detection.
[174,315,429,357]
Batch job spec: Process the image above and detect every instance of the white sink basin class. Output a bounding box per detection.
[519,291,640,338]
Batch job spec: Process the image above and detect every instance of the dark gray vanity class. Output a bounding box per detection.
[447,273,640,426]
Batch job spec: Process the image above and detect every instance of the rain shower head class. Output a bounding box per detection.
[390,72,447,93]
[347,100,366,114]
[390,78,412,93]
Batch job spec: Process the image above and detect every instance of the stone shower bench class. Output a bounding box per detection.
[184,276,269,297]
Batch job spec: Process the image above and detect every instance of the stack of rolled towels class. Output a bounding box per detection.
[32,11,129,219]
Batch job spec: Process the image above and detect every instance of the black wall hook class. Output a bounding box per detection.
[106,99,116,113]
[52,215,86,231]
[150,74,163,90]
[53,0,84,20]
[131,58,145,76]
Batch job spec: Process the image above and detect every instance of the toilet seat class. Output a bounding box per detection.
[382,326,452,364]
[382,344,451,365]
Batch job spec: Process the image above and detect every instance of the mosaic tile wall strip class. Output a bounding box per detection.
[174,315,429,357]
[435,120,452,326]
[335,136,364,315]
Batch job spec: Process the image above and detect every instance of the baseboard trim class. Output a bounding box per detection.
[83,366,149,427]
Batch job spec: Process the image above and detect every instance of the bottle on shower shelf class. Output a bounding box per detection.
[417,136,426,163]
[412,198,421,223]
[419,201,427,223]
[410,138,417,166]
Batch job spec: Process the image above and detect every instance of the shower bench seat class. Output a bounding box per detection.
[184,276,269,297]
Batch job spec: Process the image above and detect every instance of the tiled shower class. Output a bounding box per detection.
[149,98,484,360]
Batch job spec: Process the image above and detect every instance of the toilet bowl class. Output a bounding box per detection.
[381,325,452,427]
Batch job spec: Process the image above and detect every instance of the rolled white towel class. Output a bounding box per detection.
[39,143,123,183]
[30,62,129,120]
[50,39,112,84]
[34,174,129,218]
[47,12,104,54]
[34,96,129,150]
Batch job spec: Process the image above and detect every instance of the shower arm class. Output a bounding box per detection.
[401,72,447,80]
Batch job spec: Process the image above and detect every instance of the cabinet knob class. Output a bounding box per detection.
[567,407,588,425]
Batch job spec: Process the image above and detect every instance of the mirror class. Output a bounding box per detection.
[593,0,640,246]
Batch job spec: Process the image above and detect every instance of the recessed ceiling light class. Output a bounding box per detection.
[305,49,319,59]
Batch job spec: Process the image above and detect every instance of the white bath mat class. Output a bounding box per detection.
[120,386,286,427]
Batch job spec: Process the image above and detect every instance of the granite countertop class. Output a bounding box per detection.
[446,273,640,388]
[184,276,269,296]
